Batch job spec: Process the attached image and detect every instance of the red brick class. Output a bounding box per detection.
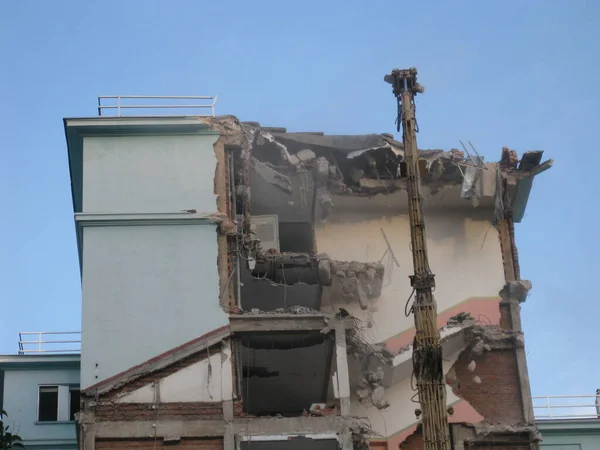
[452,349,523,424]
[96,438,223,450]
[399,430,423,450]
[95,402,223,421]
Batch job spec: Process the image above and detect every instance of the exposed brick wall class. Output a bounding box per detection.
[399,430,423,450]
[95,402,223,421]
[499,303,512,330]
[452,349,523,424]
[102,346,221,399]
[96,438,223,450]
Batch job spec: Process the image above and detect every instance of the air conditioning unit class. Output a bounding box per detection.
[251,214,280,252]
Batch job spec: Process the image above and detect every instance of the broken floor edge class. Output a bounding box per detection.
[86,416,357,439]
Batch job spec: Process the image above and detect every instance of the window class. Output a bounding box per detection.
[69,387,80,421]
[38,386,59,421]
[38,385,80,422]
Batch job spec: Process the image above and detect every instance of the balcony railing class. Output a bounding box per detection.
[18,331,81,355]
[97,95,218,117]
[533,394,600,420]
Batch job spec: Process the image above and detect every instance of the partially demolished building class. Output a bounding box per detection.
[65,113,551,450]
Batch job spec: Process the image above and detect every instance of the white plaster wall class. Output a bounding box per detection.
[81,224,228,389]
[316,210,505,344]
[116,354,223,403]
[82,134,218,213]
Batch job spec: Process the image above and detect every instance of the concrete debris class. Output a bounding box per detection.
[500,147,519,171]
[346,330,394,365]
[251,157,293,193]
[473,375,482,384]
[218,218,237,235]
[447,312,475,326]
[371,385,389,409]
[472,338,486,356]
[467,325,522,348]
[322,260,385,309]
[467,360,476,372]
[355,377,389,410]
[315,157,329,184]
[461,154,484,206]
[235,184,251,204]
[500,280,532,303]
[348,419,380,450]
[233,305,321,315]
[470,422,542,442]
[367,366,385,384]
[295,149,316,163]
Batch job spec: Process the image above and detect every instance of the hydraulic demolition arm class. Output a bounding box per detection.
[384,68,451,450]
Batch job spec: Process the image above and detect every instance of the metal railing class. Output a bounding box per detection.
[533,394,600,420]
[18,332,81,355]
[97,95,218,117]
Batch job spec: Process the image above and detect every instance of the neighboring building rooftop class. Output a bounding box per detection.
[535,393,600,450]
[17,331,81,355]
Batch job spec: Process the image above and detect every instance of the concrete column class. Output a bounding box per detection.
[500,281,535,425]
[224,423,235,450]
[334,322,351,416]
[341,428,354,450]
[222,339,234,420]
[83,428,96,450]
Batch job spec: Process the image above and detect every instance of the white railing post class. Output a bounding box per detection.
[17,331,81,354]
[546,396,551,419]
[96,95,218,117]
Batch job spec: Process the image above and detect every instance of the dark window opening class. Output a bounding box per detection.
[237,331,335,416]
[38,386,58,422]
[70,388,81,421]
[241,438,339,450]
[278,222,314,253]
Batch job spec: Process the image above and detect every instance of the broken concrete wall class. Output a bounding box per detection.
[238,263,321,311]
[316,209,505,348]
[448,347,523,424]
[349,343,483,449]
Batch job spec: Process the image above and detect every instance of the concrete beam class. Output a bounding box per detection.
[93,420,226,439]
[334,322,351,416]
[229,315,353,333]
[92,416,350,440]
[232,416,345,436]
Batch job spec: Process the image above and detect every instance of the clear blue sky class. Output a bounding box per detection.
[1,0,598,398]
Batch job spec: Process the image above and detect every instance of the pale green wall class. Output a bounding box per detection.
[2,365,79,449]
[538,419,600,450]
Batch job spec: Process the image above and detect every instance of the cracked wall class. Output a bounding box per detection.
[316,210,505,347]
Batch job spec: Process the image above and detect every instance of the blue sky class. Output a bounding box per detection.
[1,0,598,400]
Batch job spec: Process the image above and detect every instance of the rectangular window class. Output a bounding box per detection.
[69,388,80,421]
[38,386,59,421]
[38,385,80,422]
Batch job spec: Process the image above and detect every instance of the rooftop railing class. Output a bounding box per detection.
[533,394,600,420]
[97,95,218,117]
[18,331,81,355]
